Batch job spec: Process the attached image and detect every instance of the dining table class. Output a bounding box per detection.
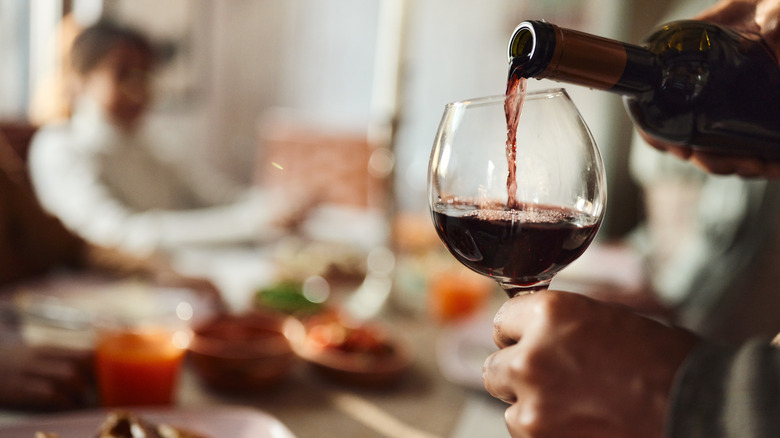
[0,235,515,438]
[0,202,660,438]
[171,308,510,438]
[0,326,510,437]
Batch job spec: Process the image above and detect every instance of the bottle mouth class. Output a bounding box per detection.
[508,22,537,62]
[507,20,556,78]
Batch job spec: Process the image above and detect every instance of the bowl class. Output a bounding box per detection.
[286,311,412,388]
[188,312,297,392]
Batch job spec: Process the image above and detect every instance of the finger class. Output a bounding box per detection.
[482,346,522,404]
[764,161,780,179]
[688,151,747,175]
[732,157,766,177]
[636,130,693,159]
[756,0,780,59]
[637,129,780,178]
[492,291,590,348]
[492,294,542,348]
[503,401,540,438]
[665,145,695,161]
[695,0,759,31]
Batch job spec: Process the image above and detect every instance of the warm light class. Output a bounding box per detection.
[367,246,395,276]
[172,330,192,349]
[271,162,284,170]
[368,148,394,178]
[303,275,330,303]
[175,302,193,321]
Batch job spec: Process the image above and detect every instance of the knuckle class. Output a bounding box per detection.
[506,354,530,379]
[505,398,550,438]
[533,291,570,322]
[506,347,546,382]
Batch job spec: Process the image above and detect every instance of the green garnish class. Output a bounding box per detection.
[255,282,323,315]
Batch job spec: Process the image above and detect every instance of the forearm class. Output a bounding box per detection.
[82,243,170,280]
[82,243,224,309]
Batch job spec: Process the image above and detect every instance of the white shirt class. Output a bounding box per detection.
[29,99,279,256]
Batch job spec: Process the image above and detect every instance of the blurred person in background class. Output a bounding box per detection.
[28,20,304,258]
[0,130,222,411]
[482,0,780,437]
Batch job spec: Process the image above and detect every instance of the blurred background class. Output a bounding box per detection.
[4,1,780,436]
[0,0,681,236]
[6,0,779,339]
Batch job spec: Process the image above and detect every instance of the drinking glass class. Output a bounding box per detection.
[94,298,193,407]
[428,88,606,297]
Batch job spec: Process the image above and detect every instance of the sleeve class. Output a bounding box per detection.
[144,122,247,208]
[666,339,780,437]
[28,127,283,256]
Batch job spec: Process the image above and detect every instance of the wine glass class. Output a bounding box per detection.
[428,88,607,297]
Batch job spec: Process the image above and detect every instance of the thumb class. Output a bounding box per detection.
[756,0,780,59]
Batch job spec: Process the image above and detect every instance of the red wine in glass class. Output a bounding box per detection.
[432,198,601,295]
[428,68,605,296]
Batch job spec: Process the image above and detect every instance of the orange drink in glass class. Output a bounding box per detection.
[95,327,189,407]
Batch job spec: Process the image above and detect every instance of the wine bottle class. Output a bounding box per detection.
[507,20,780,160]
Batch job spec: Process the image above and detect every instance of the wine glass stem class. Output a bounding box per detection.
[501,281,551,298]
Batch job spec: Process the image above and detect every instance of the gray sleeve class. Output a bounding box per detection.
[667,340,780,437]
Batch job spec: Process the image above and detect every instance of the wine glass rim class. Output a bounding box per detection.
[445,88,568,109]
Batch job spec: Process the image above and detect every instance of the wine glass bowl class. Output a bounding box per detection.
[428,88,606,297]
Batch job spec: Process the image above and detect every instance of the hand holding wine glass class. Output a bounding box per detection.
[482,290,699,438]
[428,88,607,297]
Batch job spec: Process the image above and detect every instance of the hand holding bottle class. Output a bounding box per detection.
[696,0,780,59]
[508,15,780,179]
[482,291,699,438]
[640,0,780,178]
[637,129,780,178]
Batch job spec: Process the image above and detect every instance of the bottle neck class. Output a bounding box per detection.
[509,21,657,95]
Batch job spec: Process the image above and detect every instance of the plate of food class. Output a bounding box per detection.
[286,310,412,388]
[0,407,295,438]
